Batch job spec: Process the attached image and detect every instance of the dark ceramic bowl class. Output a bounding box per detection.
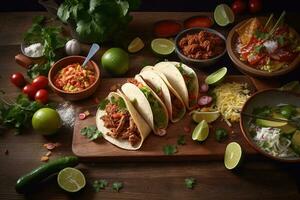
[240,89,300,162]
[48,56,101,101]
[174,27,226,68]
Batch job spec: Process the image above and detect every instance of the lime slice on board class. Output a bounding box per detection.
[128,37,145,53]
[205,67,227,85]
[214,4,235,27]
[57,167,86,192]
[192,120,209,141]
[151,38,175,56]
[224,142,242,170]
[190,111,220,123]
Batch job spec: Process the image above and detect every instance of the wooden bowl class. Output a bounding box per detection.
[240,89,300,162]
[226,18,300,78]
[48,56,101,101]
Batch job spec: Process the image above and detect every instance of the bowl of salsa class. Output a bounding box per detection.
[49,56,100,101]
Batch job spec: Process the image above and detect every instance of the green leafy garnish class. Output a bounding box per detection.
[110,96,127,111]
[93,179,108,192]
[277,36,285,46]
[24,16,66,79]
[0,94,48,134]
[215,128,228,142]
[255,30,269,40]
[252,106,272,117]
[80,125,103,140]
[98,99,109,110]
[112,182,123,192]
[254,45,264,54]
[163,145,177,155]
[57,0,141,43]
[177,135,186,145]
[185,178,196,189]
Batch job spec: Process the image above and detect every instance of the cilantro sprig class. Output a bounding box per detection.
[80,125,102,140]
[112,182,123,192]
[185,178,196,189]
[93,179,108,192]
[163,145,177,155]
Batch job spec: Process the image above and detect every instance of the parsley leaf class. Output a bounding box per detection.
[93,179,108,192]
[185,178,196,189]
[177,135,186,145]
[80,125,103,140]
[98,99,109,110]
[112,182,123,192]
[163,145,177,155]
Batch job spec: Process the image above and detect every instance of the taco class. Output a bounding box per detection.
[154,61,199,110]
[139,69,186,122]
[121,75,169,136]
[96,91,151,150]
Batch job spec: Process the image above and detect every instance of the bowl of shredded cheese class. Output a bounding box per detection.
[21,42,45,58]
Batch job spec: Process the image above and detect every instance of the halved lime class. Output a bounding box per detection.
[151,38,175,56]
[224,142,242,170]
[192,120,209,141]
[57,167,86,192]
[190,111,220,123]
[214,4,235,27]
[128,37,145,53]
[205,67,227,85]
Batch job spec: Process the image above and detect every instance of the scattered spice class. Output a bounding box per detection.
[93,179,108,192]
[163,145,178,155]
[112,182,123,192]
[177,135,186,145]
[43,142,60,150]
[56,102,75,127]
[40,156,49,162]
[45,151,52,157]
[185,178,196,189]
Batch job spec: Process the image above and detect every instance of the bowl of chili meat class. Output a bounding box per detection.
[49,56,100,101]
[175,27,226,67]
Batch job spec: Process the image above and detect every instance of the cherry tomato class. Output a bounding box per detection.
[22,84,38,100]
[35,89,49,104]
[249,0,262,13]
[32,76,48,90]
[10,72,26,88]
[231,0,246,15]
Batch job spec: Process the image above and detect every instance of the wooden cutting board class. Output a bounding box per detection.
[72,75,275,161]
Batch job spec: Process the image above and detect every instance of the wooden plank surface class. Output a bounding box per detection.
[0,11,300,200]
[72,76,258,160]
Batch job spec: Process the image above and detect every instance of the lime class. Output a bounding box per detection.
[128,37,144,53]
[101,48,129,75]
[205,67,227,85]
[32,108,61,135]
[214,4,235,27]
[192,120,209,142]
[57,167,86,192]
[224,142,242,170]
[190,111,220,123]
[151,38,175,56]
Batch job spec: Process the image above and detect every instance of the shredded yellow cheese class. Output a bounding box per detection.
[213,82,250,126]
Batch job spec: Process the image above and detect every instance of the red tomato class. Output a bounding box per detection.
[231,0,246,15]
[35,89,49,104]
[10,72,26,88]
[249,0,262,13]
[22,84,38,100]
[32,76,48,90]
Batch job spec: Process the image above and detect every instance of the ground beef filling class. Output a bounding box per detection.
[178,30,225,59]
[170,92,183,118]
[101,102,141,146]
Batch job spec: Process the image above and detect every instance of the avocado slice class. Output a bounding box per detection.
[255,119,287,127]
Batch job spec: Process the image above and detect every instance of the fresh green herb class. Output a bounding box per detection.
[80,125,103,140]
[57,0,140,43]
[215,128,228,142]
[177,135,186,145]
[277,36,285,46]
[0,94,47,134]
[279,105,296,119]
[24,16,66,79]
[112,182,123,192]
[185,178,196,189]
[252,106,272,117]
[255,30,269,40]
[254,45,264,54]
[98,99,109,110]
[93,179,108,192]
[110,96,127,112]
[163,145,177,155]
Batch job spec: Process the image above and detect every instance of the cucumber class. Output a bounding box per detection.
[15,156,79,194]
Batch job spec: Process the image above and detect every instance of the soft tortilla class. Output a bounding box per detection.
[96,91,151,150]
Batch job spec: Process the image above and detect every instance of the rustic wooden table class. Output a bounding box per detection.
[0,12,300,200]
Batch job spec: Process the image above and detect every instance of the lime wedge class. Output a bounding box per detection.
[151,38,175,56]
[57,167,86,192]
[214,4,235,27]
[190,111,220,123]
[224,142,242,170]
[128,37,145,53]
[192,120,209,141]
[205,67,227,85]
